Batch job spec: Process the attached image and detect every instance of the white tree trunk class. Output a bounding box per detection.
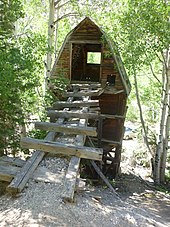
[46,0,55,90]
[160,49,170,183]
[54,5,59,58]
[154,48,170,184]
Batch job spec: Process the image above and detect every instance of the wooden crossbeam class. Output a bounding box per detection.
[20,137,103,161]
[70,83,101,89]
[35,122,97,137]
[63,88,104,97]
[0,165,19,182]
[71,80,101,85]
[0,156,25,167]
[53,100,99,109]
[92,138,121,145]
[47,110,98,119]
[47,110,125,120]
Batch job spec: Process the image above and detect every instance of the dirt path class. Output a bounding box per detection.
[0,139,170,227]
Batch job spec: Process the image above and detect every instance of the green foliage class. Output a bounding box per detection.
[0,0,47,156]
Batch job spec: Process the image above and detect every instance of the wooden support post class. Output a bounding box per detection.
[90,160,119,196]
[87,137,119,197]
[97,118,103,147]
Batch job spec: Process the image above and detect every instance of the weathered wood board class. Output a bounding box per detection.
[35,122,97,136]
[53,100,99,109]
[0,156,25,167]
[0,164,65,185]
[0,165,19,182]
[20,137,103,161]
[6,132,56,194]
[63,107,88,202]
[63,88,104,97]
[47,110,125,120]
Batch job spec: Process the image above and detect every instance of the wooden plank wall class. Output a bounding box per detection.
[52,18,125,92]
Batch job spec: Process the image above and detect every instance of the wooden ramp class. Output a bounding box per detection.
[1,83,120,201]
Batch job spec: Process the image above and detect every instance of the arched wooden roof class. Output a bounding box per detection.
[51,17,131,95]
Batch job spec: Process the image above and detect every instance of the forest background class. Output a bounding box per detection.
[0,0,169,184]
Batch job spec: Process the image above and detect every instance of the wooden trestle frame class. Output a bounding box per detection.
[0,83,120,202]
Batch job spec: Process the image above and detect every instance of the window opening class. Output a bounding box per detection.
[87,52,101,64]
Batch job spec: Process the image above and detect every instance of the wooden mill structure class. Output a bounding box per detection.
[0,17,131,202]
[50,17,131,177]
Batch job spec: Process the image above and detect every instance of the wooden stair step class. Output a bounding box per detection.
[47,110,125,120]
[53,100,99,109]
[47,110,99,120]
[20,137,103,161]
[35,122,97,137]
[63,88,104,97]
[70,83,102,89]
[71,80,101,86]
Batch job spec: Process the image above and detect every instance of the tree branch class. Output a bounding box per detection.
[53,13,78,24]
[54,0,63,7]
[144,52,161,84]
[55,0,71,10]
[154,50,164,64]
[149,63,161,84]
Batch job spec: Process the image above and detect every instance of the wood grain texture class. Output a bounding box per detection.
[35,122,97,137]
[20,137,103,161]
[7,132,56,194]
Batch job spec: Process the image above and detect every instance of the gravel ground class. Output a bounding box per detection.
[0,140,170,227]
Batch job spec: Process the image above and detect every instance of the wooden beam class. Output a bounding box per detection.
[70,83,101,89]
[63,88,104,97]
[0,165,19,182]
[63,156,80,202]
[69,40,101,44]
[0,165,65,184]
[20,137,103,161]
[47,110,99,119]
[63,107,88,202]
[35,122,97,137]
[53,100,99,109]
[0,156,25,167]
[71,81,101,85]
[92,138,121,145]
[91,161,118,196]
[6,132,56,194]
[47,110,124,120]
[101,114,125,119]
